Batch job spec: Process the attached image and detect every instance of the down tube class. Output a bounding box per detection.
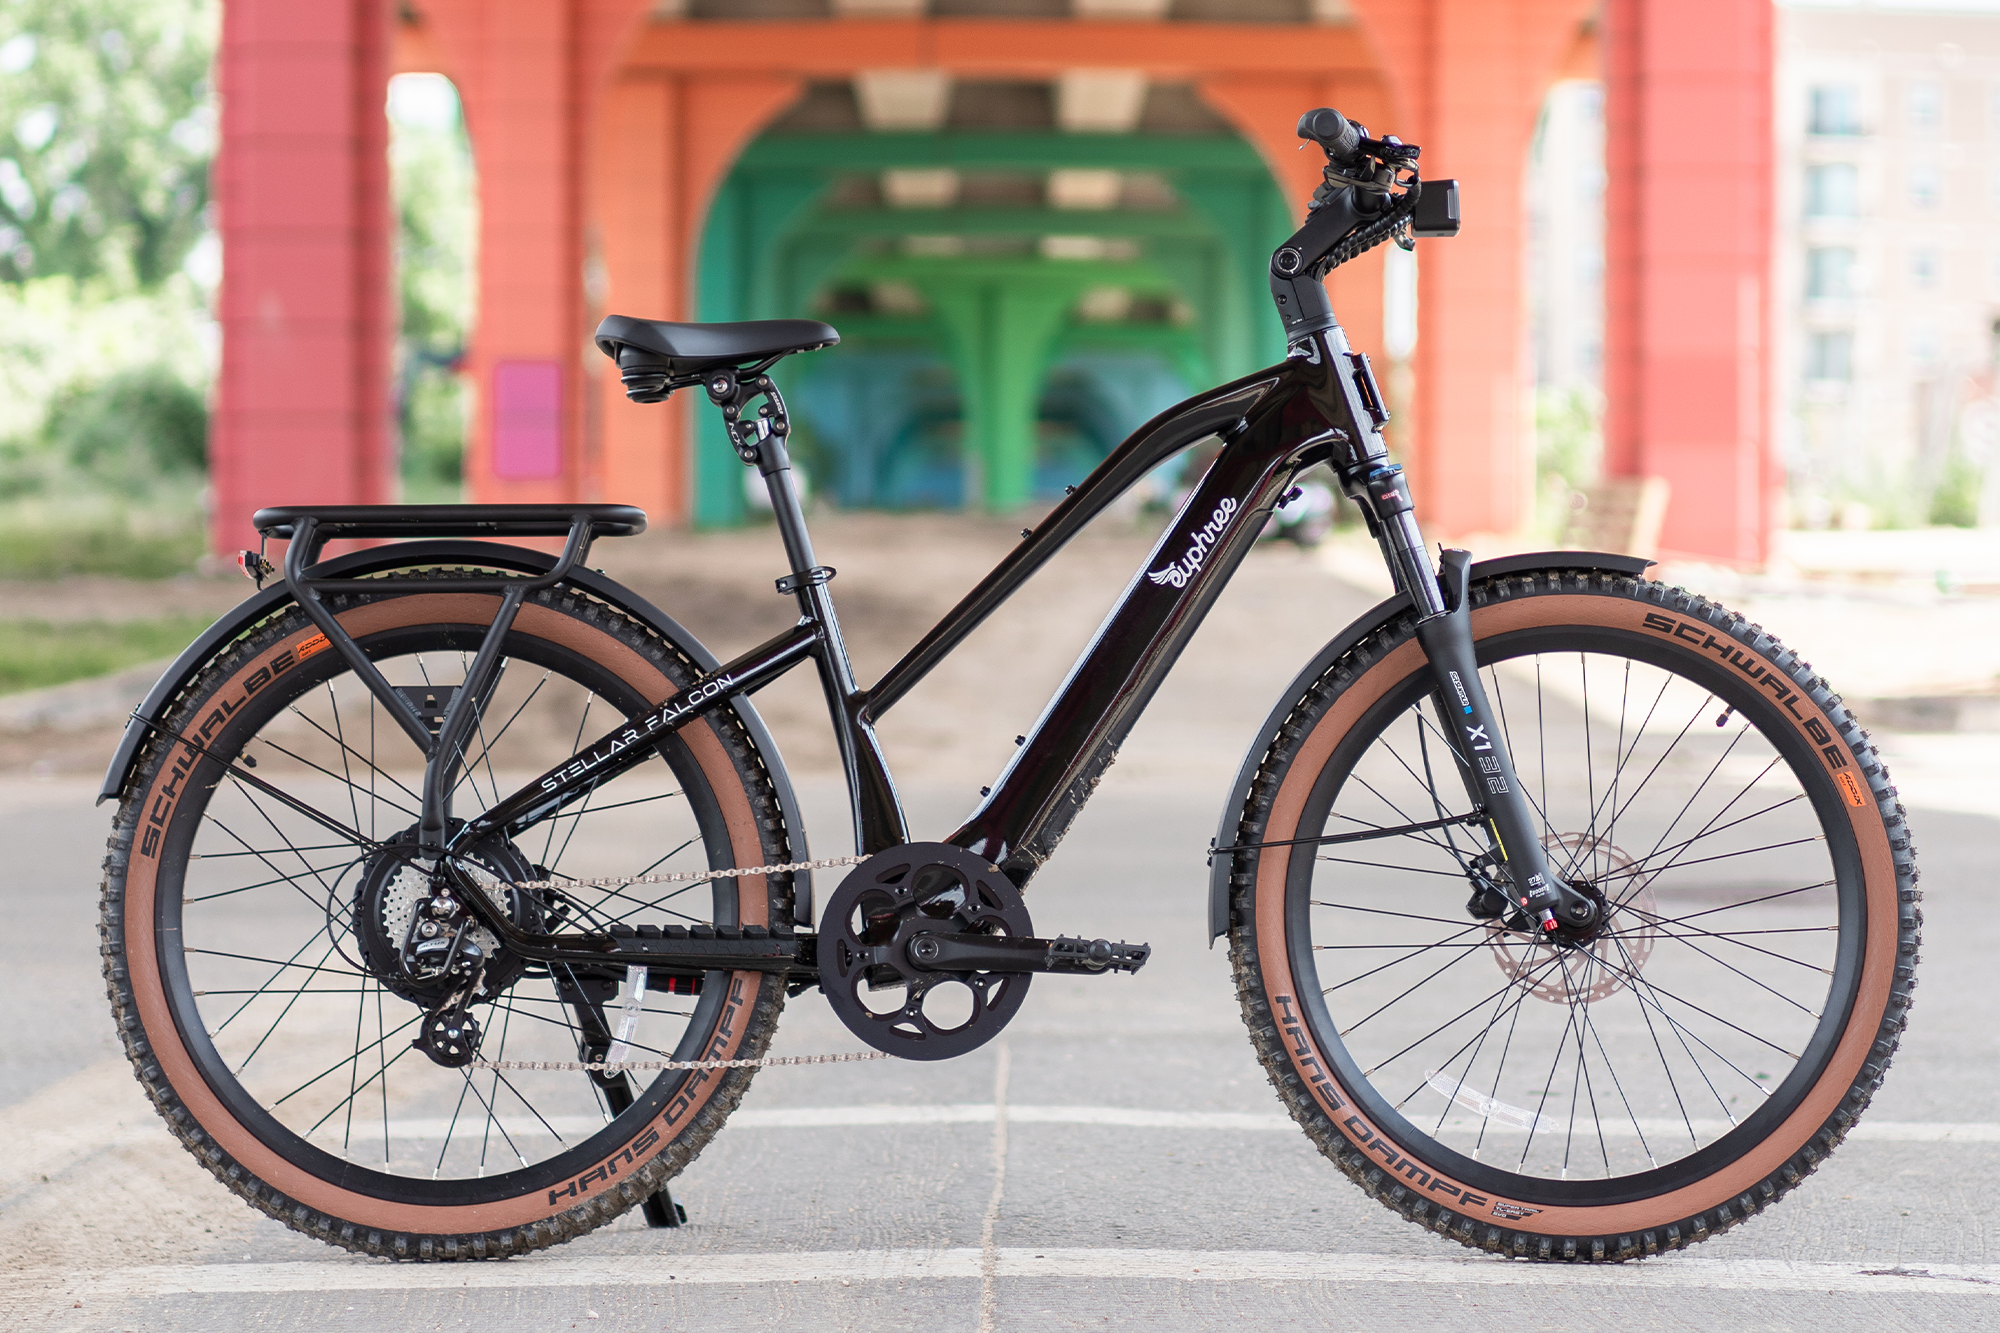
[951,376,1343,885]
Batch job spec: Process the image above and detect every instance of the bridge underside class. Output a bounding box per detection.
[212,2,1770,563]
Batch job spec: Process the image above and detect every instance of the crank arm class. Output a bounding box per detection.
[905,932,1151,975]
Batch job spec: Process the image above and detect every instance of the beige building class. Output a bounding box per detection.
[1778,0,2000,527]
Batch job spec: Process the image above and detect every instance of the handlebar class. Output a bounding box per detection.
[1296,107,1361,164]
[1267,107,1460,344]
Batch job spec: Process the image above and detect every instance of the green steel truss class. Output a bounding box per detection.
[692,132,1297,523]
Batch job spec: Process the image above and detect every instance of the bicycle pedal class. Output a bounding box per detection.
[1046,936,1151,974]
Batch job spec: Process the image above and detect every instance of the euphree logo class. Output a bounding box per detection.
[1147,497,1239,590]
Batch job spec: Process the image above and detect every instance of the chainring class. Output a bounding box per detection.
[818,843,1033,1061]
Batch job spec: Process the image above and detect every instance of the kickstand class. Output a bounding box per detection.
[641,1182,687,1228]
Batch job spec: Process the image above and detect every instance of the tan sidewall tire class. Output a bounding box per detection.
[103,590,789,1257]
[1228,576,1919,1260]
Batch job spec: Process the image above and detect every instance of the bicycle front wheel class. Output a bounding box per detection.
[1225,569,1918,1260]
[100,576,796,1259]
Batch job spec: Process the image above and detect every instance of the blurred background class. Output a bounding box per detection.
[6,0,2000,761]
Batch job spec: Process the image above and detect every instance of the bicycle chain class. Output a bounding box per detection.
[506,854,868,893]
[488,853,883,1072]
[471,1050,891,1073]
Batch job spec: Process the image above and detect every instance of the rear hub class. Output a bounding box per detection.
[349,826,544,1011]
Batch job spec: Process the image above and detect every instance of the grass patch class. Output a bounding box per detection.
[0,489,207,580]
[0,514,205,579]
[0,616,213,694]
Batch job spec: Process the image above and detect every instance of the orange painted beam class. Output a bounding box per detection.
[590,73,803,519]
[624,19,1373,78]
[419,0,654,509]
[392,16,445,75]
[1198,73,1395,363]
[1557,20,1599,81]
[593,74,679,520]
[1346,0,1596,542]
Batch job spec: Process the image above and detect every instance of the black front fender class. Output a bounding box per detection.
[1206,549,1655,942]
[97,540,817,925]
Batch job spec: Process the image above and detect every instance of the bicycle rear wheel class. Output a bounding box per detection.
[100,575,796,1259]
[1225,570,1919,1260]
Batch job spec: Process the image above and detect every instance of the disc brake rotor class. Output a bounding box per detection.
[819,843,1033,1061]
[1484,832,1656,1004]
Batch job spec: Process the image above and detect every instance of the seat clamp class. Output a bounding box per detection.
[775,566,836,596]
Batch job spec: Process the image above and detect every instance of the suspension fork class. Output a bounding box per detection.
[1348,467,1597,934]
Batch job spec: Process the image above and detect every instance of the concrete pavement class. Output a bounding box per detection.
[3,527,1999,1331]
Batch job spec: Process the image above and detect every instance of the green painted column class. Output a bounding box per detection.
[924,278,1076,511]
[1178,170,1296,372]
[691,172,824,528]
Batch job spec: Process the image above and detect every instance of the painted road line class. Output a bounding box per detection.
[304,1104,2000,1144]
[23,1250,2000,1298]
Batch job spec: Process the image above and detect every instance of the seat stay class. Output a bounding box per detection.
[454,621,823,853]
[274,510,602,850]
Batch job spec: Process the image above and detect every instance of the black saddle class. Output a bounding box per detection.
[593,315,839,376]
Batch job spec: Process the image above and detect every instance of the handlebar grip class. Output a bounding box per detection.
[1296,107,1361,163]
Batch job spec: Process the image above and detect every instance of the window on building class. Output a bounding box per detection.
[1807,330,1854,382]
[1911,248,1939,288]
[1810,84,1863,136]
[1806,246,1855,298]
[1911,325,1940,365]
[1908,80,1944,133]
[1909,163,1941,210]
[1805,163,1860,216]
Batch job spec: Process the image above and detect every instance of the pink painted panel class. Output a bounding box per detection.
[491,359,563,479]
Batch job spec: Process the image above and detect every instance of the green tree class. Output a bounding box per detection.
[388,73,476,498]
[0,0,216,290]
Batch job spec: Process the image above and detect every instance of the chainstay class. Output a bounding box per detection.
[472,1051,889,1073]
[507,854,868,893]
[487,859,884,1072]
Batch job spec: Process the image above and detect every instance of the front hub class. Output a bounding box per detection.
[1480,833,1656,1005]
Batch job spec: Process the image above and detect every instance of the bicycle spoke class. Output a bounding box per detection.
[1317,920,1489,995]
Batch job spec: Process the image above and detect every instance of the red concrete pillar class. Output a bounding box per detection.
[590,72,801,522]
[434,3,586,505]
[1603,0,1773,565]
[418,0,649,508]
[592,73,679,519]
[211,0,394,556]
[1347,0,1593,542]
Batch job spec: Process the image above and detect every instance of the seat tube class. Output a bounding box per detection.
[746,420,910,855]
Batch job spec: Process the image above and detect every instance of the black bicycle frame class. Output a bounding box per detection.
[444,173,1581,939]
[457,322,1463,886]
